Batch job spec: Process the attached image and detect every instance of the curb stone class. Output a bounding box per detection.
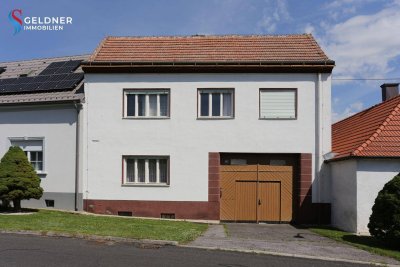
[0,230,178,247]
[181,245,400,267]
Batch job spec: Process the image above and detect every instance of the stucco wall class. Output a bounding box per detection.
[83,73,331,202]
[331,159,357,232]
[0,104,79,210]
[356,159,400,234]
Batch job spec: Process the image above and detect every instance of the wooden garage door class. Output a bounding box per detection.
[220,165,292,222]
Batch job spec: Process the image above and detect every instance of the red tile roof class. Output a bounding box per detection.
[332,95,400,159]
[88,34,333,64]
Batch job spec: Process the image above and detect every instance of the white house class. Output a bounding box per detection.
[81,34,334,222]
[0,55,87,210]
[328,83,400,233]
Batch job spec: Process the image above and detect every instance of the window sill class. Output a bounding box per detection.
[122,117,170,120]
[37,172,48,177]
[122,183,170,187]
[197,117,234,120]
[259,118,297,120]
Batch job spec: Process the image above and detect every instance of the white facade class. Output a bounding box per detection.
[331,158,400,234]
[0,104,82,210]
[83,73,332,203]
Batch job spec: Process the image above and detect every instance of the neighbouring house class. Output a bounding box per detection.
[81,34,334,223]
[328,83,400,233]
[0,55,87,210]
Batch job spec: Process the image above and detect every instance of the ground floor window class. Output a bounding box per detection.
[9,138,44,172]
[123,156,169,185]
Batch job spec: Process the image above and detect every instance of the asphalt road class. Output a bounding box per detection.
[0,234,367,267]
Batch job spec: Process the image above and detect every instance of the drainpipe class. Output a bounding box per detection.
[73,102,82,211]
[315,73,323,203]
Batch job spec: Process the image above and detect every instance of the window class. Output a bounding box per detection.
[260,89,297,119]
[9,138,44,172]
[124,156,169,185]
[198,89,234,118]
[124,89,170,118]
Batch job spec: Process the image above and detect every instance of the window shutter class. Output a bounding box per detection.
[11,140,43,151]
[260,90,296,119]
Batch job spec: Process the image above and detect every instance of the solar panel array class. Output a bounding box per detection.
[0,60,83,94]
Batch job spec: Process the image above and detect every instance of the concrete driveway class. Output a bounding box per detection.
[187,223,399,265]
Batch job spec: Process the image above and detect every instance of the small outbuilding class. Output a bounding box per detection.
[328,83,400,234]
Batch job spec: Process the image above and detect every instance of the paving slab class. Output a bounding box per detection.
[187,223,399,265]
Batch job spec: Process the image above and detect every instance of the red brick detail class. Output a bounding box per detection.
[295,153,331,224]
[84,200,219,220]
[208,153,221,211]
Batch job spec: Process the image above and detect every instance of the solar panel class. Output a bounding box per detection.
[0,60,84,95]
[39,60,82,76]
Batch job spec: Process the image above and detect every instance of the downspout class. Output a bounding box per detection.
[315,73,322,202]
[73,102,82,211]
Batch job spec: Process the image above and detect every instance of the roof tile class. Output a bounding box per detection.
[332,95,400,158]
[88,34,332,63]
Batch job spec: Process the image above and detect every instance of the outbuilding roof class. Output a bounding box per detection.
[332,95,400,159]
[0,55,88,105]
[83,34,334,73]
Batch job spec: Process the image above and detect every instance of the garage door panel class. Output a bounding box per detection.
[258,182,281,221]
[235,181,257,221]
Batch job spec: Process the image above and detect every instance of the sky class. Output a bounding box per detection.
[1,0,399,122]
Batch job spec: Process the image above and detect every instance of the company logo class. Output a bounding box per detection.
[8,9,23,35]
[8,9,73,35]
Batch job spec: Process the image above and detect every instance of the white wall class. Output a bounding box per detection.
[84,73,331,202]
[0,104,78,195]
[331,159,357,232]
[356,159,400,234]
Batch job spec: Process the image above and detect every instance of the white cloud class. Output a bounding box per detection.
[257,0,290,33]
[304,23,315,34]
[319,1,400,79]
[332,101,364,122]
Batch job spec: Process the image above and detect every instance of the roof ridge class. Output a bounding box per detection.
[352,103,400,156]
[104,34,311,39]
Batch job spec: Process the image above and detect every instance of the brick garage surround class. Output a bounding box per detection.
[295,153,330,224]
[84,152,220,220]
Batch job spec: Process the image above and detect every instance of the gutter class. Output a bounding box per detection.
[73,102,82,211]
[325,155,400,163]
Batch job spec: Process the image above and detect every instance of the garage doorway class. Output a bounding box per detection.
[220,165,293,222]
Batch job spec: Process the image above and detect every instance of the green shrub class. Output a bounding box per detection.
[368,174,400,248]
[0,146,43,210]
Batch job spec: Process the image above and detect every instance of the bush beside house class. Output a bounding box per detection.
[368,174,400,248]
[0,146,43,210]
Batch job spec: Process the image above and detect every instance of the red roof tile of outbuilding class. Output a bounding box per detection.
[332,95,400,159]
[88,34,333,64]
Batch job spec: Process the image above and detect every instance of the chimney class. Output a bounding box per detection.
[381,83,399,102]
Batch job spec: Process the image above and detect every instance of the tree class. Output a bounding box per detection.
[0,146,43,211]
[368,174,400,247]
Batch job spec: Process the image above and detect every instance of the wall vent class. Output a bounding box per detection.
[161,213,175,219]
[45,199,54,207]
[117,211,133,217]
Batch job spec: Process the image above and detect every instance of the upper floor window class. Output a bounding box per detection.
[124,89,170,118]
[259,89,297,119]
[198,89,234,118]
[123,156,169,185]
[9,138,44,172]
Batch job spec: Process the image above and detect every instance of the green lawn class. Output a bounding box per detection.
[310,226,400,261]
[0,210,208,243]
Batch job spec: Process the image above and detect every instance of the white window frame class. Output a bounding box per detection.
[123,156,169,186]
[259,89,297,120]
[8,137,45,174]
[123,89,170,118]
[197,89,234,119]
